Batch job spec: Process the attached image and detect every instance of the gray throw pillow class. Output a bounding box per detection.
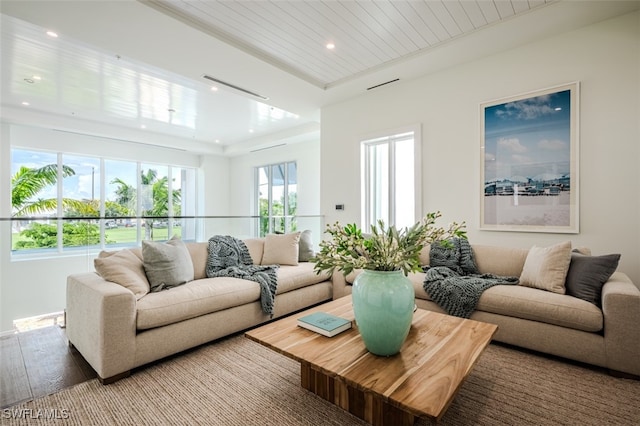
[565,252,620,307]
[142,236,194,292]
[298,230,314,262]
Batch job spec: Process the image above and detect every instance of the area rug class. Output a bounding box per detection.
[3,335,639,425]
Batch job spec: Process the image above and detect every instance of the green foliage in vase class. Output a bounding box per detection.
[313,211,467,276]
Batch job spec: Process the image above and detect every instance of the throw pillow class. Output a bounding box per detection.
[565,252,620,307]
[261,232,301,266]
[519,241,572,294]
[298,230,314,262]
[142,236,194,292]
[94,249,150,299]
[243,238,265,265]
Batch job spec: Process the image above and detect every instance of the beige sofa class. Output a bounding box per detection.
[66,236,332,383]
[332,244,640,377]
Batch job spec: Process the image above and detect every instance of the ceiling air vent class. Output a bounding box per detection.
[367,78,400,91]
[250,143,286,153]
[202,75,269,100]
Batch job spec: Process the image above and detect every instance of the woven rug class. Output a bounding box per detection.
[4,334,639,425]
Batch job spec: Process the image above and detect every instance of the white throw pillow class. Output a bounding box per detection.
[261,232,301,266]
[94,249,150,299]
[519,241,572,294]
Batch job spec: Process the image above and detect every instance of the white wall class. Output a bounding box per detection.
[321,11,640,285]
[226,140,322,239]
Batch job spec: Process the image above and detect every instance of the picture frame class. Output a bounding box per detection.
[480,82,579,233]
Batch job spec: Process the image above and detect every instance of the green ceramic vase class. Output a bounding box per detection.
[352,269,415,356]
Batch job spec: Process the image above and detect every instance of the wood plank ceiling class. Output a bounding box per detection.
[149,0,555,88]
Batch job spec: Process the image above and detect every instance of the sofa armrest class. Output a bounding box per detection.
[66,273,137,380]
[601,272,640,376]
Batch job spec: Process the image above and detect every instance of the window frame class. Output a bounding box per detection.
[360,125,422,230]
[9,147,197,258]
[255,161,297,236]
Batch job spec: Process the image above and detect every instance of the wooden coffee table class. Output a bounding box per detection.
[245,295,497,425]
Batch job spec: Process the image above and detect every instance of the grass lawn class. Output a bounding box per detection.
[105,226,182,243]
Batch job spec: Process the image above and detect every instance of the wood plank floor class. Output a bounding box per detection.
[0,326,97,408]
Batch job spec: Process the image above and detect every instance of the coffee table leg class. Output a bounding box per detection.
[300,363,415,425]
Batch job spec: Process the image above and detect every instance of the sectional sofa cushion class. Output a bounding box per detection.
[519,241,572,294]
[565,252,621,307]
[392,269,604,333]
[471,245,528,277]
[275,263,330,294]
[94,249,150,299]
[476,285,604,332]
[261,232,301,266]
[142,237,194,292]
[135,262,328,330]
[136,277,261,330]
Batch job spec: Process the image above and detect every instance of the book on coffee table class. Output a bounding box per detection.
[297,312,352,337]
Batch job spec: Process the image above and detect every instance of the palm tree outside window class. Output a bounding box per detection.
[10,148,193,254]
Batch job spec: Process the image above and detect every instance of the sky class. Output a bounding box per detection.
[484,89,572,182]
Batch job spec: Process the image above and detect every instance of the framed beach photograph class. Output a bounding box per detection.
[480,82,579,233]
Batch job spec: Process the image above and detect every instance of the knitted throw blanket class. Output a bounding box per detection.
[423,267,519,319]
[206,235,279,317]
[429,238,479,275]
[423,239,518,318]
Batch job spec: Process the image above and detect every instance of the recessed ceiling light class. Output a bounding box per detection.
[22,101,30,106]
[32,75,42,81]
[215,139,221,144]
[211,86,219,92]
[46,30,58,38]
[141,125,146,129]
[24,78,34,84]
[249,129,254,133]
[326,43,335,50]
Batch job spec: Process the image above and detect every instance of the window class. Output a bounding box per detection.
[62,154,101,249]
[10,148,197,255]
[105,159,138,245]
[256,162,297,237]
[361,126,421,230]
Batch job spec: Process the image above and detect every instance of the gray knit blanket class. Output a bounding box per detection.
[206,235,279,317]
[423,239,519,318]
